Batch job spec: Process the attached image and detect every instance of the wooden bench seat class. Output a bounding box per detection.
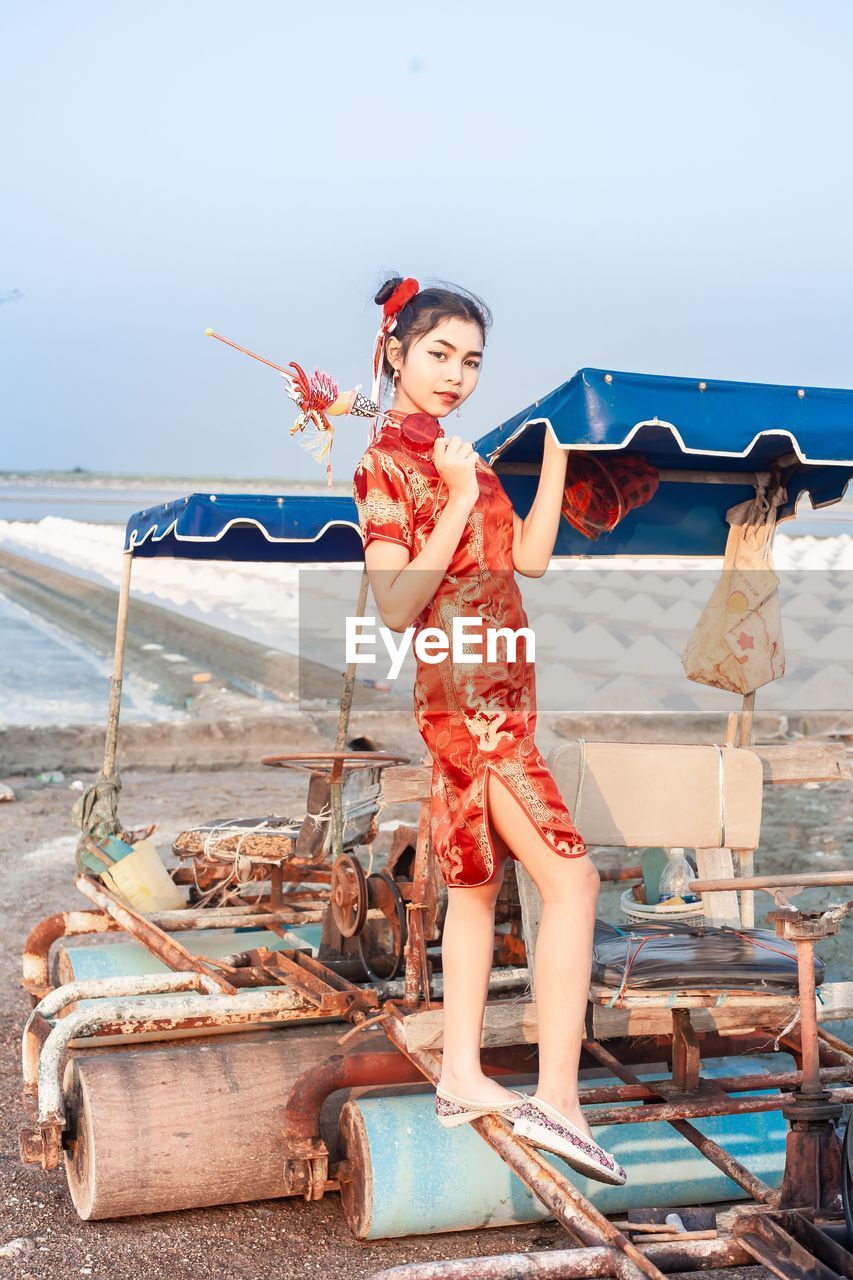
[399,980,853,1050]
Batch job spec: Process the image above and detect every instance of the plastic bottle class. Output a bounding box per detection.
[657,847,699,904]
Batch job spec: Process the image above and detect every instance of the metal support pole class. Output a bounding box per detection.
[403,798,433,1007]
[331,567,371,856]
[74,875,236,994]
[796,939,823,1096]
[364,1237,756,1280]
[737,693,756,927]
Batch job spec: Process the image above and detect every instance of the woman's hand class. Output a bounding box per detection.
[434,436,480,510]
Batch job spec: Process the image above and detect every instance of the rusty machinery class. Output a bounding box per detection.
[18,751,853,1280]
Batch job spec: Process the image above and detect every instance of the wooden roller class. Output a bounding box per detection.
[61,1025,341,1219]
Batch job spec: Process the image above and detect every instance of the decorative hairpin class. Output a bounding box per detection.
[205,329,380,485]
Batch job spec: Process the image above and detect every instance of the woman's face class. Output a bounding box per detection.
[388,316,483,419]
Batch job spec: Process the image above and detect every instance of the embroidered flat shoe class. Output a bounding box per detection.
[511,1097,627,1186]
[434,1085,526,1129]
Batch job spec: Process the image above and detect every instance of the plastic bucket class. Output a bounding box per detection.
[101,839,186,912]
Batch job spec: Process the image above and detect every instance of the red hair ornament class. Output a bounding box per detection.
[371,277,420,401]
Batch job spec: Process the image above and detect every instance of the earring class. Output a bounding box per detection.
[392,369,400,382]
[456,406,461,418]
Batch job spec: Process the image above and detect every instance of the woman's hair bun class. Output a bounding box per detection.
[374,276,403,306]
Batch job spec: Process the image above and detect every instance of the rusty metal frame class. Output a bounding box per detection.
[22,913,853,1255]
[73,874,238,993]
[733,1209,853,1278]
[378,1001,669,1280]
[363,1237,756,1280]
[21,866,853,1268]
[20,983,323,1171]
[359,874,853,1275]
[21,898,332,1001]
[17,548,853,1276]
[22,910,121,1000]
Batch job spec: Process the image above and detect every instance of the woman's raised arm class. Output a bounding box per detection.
[511,430,569,577]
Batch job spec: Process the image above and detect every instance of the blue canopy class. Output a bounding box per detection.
[479,368,853,557]
[127,493,363,561]
[126,368,853,561]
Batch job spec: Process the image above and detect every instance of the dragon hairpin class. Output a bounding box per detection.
[205,329,381,485]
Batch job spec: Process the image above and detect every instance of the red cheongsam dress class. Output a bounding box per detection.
[353,410,588,888]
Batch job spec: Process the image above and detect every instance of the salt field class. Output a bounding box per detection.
[2,474,853,725]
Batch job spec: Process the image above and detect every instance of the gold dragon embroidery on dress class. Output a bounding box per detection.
[465,509,487,574]
[462,681,513,753]
[373,450,410,490]
[494,754,588,857]
[356,446,410,488]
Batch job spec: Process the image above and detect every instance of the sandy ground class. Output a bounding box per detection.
[2,755,851,1278]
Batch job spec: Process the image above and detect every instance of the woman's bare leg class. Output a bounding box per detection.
[487,772,601,1140]
[437,860,520,1105]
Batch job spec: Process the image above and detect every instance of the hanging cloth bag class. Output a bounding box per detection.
[681,473,787,694]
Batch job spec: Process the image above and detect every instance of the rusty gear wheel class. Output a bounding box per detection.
[357,871,408,983]
[330,853,369,938]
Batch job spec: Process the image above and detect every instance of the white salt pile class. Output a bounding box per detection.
[531,667,594,711]
[566,623,626,662]
[592,675,663,712]
[620,636,679,675]
[657,600,701,630]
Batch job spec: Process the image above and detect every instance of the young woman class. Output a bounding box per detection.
[353,276,626,1185]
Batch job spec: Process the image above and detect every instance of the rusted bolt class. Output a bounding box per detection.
[19,1126,44,1166]
[19,1124,62,1171]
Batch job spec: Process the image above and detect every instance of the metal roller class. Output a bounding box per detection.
[337,1061,789,1240]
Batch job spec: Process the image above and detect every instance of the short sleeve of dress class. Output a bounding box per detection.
[353,448,415,551]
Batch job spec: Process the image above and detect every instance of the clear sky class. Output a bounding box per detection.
[2,1,852,480]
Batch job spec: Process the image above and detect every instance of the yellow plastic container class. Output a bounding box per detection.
[101,840,186,912]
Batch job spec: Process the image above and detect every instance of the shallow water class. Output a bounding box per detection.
[0,472,340,525]
[0,595,170,727]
